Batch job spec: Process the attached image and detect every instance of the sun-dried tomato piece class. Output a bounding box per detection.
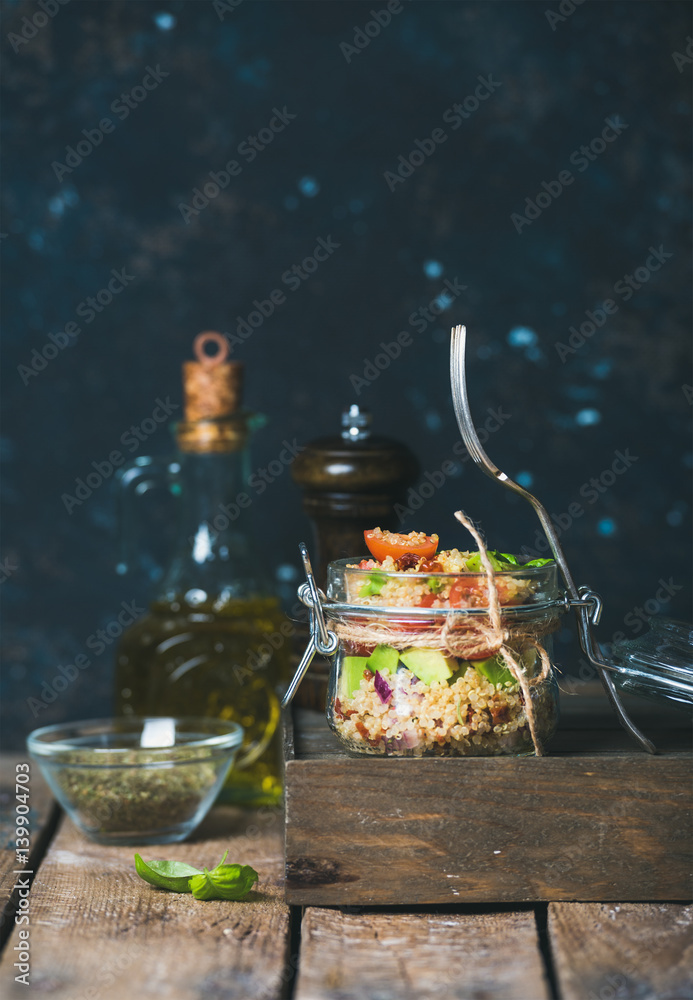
[395,552,421,572]
[489,700,511,726]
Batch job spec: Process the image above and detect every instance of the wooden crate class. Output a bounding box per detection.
[283,687,693,906]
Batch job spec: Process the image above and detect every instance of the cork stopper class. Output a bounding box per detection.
[183,332,243,421]
[177,332,246,453]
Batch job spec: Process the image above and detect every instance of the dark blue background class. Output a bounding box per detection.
[2,0,691,747]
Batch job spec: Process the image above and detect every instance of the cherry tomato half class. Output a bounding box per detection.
[364,528,439,563]
[417,593,438,608]
[448,578,478,608]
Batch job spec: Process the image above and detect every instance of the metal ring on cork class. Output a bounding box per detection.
[177,332,243,452]
[193,331,230,368]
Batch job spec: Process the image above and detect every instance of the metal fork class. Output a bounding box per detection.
[450,324,656,753]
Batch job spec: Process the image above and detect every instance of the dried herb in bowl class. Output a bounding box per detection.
[54,750,219,835]
[27,717,244,845]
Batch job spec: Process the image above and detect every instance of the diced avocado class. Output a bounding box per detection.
[473,655,514,687]
[358,572,387,597]
[340,655,370,699]
[399,647,456,686]
[366,644,399,675]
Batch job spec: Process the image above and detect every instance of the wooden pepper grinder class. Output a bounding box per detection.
[290,404,420,708]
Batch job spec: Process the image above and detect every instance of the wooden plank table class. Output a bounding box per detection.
[0,689,691,999]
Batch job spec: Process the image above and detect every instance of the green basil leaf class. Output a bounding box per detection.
[190,864,259,901]
[134,854,202,892]
[359,572,387,597]
[189,869,218,901]
[465,551,520,572]
[498,552,519,565]
[464,552,500,572]
[523,557,554,567]
[210,864,259,899]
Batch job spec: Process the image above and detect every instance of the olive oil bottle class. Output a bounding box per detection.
[115,333,289,806]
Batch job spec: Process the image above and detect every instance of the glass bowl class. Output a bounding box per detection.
[27,717,244,845]
[322,558,561,757]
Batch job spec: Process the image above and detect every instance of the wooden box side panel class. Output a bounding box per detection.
[284,755,693,905]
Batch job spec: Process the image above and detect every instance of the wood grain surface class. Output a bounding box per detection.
[0,755,57,941]
[0,804,290,1000]
[284,699,693,906]
[294,906,550,1000]
[549,902,693,1000]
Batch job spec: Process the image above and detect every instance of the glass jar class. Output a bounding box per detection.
[322,558,561,757]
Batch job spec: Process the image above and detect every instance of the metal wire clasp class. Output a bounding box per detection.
[558,588,604,626]
[281,543,339,709]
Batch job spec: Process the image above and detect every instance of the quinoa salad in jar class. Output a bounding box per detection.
[324,527,561,757]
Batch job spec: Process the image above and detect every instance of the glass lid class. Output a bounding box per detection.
[610,617,693,707]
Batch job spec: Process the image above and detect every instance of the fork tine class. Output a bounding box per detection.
[451,322,571,566]
[451,324,528,500]
[450,325,502,479]
[449,323,657,754]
